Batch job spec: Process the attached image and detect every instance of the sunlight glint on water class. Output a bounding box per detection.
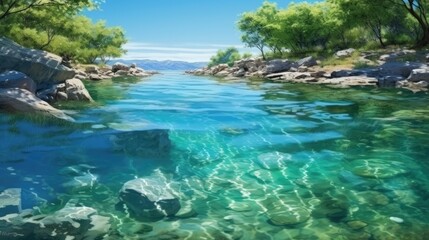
[1,72,429,239]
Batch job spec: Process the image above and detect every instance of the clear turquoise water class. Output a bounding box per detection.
[1,72,429,239]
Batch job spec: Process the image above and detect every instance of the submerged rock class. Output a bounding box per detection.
[119,176,181,221]
[111,129,171,157]
[267,207,310,226]
[347,220,368,230]
[0,88,74,121]
[0,188,21,216]
[0,203,110,239]
[350,159,409,179]
[0,37,75,84]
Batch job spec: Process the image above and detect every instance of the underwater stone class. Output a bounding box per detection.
[111,129,171,158]
[0,188,21,216]
[351,159,409,179]
[389,216,404,223]
[119,177,181,221]
[267,207,310,226]
[346,220,368,230]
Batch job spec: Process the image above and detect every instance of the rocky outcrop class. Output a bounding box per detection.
[0,88,74,121]
[0,71,36,93]
[0,37,75,85]
[74,63,158,80]
[119,176,181,221]
[265,59,295,74]
[187,54,429,92]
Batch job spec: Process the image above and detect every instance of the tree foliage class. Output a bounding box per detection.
[208,47,242,67]
[237,0,427,57]
[0,0,126,64]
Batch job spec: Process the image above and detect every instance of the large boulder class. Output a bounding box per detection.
[407,68,429,82]
[0,88,74,121]
[0,37,75,85]
[65,78,93,101]
[112,62,130,73]
[335,48,355,58]
[0,71,36,93]
[379,62,426,78]
[265,59,295,74]
[297,56,317,67]
[119,177,181,221]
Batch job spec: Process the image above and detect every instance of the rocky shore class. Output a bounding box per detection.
[0,37,156,121]
[186,48,429,93]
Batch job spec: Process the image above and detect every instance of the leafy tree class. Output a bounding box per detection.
[0,0,95,21]
[1,4,126,64]
[276,3,334,52]
[208,47,241,67]
[237,2,279,59]
[394,0,429,47]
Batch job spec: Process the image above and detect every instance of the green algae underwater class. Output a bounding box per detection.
[1,73,429,239]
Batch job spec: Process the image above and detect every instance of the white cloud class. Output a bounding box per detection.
[119,42,258,62]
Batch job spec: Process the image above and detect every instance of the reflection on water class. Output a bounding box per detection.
[1,72,429,239]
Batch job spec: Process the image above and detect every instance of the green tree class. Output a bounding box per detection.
[394,0,429,47]
[0,0,95,21]
[208,47,241,67]
[276,3,334,52]
[237,2,279,59]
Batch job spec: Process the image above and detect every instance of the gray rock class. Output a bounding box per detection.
[89,73,103,80]
[265,59,295,74]
[0,37,75,84]
[36,85,58,102]
[331,69,365,78]
[297,56,317,67]
[407,68,429,82]
[379,62,426,78]
[0,88,74,121]
[397,80,428,92]
[112,62,130,72]
[335,48,355,58]
[320,76,378,87]
[65,78,93,101]
[233,68,246,77]
[111,129,171,158]
[0,188,21,216]
[0,71,36,93]
[119,176,181,220]
[115,70,129,76]
[378,76,405,87]
[130,63,137,68]
[56,91,68,101]
[0,203,110,239]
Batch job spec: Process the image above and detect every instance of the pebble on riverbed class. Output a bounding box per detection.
[389,216,404,223]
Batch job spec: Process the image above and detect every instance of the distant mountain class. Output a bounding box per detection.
[112,59,207,71]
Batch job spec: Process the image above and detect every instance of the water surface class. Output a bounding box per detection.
[1,72,429,239]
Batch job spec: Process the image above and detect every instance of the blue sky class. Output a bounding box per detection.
[85,0,297,62]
